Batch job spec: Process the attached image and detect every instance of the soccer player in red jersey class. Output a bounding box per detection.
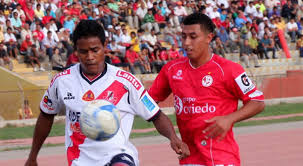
[148,13,265,166]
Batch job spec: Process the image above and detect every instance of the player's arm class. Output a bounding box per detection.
[151,111,190,159]
[204,66,265,141]
[25,111,55,166]
[26,75,62,166]
[203,100,264,141]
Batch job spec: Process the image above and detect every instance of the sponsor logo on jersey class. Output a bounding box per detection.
[241,74,250,86]
[235,72,255,94]
[141,93,156,112]
[64,92,75,100]
[82,90,95,101]
[182,97,196,103]
[50,69,71,87]
[116,70,142,90]
[202,75,213,87]
[174,95,216,115]
[42,96,54,110]
[172,70,183,80]
[69,110,81,123]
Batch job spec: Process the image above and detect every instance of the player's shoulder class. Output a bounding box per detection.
[49,64,78,88]
[212,54,244,76]
[108,64,143,91]
[164,57,188,71]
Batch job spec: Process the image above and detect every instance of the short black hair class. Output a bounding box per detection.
[73,20,106,49]
[183,13,215,34]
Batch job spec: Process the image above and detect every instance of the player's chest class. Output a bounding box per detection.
[169,69,225,97]
[61,78,128,111]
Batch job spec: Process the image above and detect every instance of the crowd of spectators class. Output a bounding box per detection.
[0,0,302,73]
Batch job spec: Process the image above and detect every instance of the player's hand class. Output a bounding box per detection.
[170,136,190,159]
[24,158,38,166]
[203,116,234,141]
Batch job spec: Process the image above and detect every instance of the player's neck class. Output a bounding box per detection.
[83,72,102,81]
[190,52,212,69]
[81,64,106,81]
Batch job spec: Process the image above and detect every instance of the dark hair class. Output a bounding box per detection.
[73,20,106,49]
[182,13,216,34]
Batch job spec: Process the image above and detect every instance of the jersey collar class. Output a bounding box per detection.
[79,63,107,85]
[189,53,214,69]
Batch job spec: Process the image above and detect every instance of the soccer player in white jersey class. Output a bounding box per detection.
[25,20,189,166]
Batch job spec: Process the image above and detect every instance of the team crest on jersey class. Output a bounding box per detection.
[103,91,118,104]
[82,90,95,101]
[42,95,54,110]
[202,75,213,87]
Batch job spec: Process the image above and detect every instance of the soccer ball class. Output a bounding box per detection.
[79,99,120,141]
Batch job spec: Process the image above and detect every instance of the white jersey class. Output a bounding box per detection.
[40,63,160,166]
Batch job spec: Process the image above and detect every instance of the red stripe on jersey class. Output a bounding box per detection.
[67,122,86,166]
[140,89,147,98]
[96,80,128,105]
[50,69,71,87]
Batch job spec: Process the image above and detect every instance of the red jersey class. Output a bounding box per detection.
[148,54,264,166]
[20,40,32,52]
[22,6,34,21]
[125,50,139,63]
[168,49,181,60]
[154,13,165,23]
[42,15,53,25]
[33,30,44,41]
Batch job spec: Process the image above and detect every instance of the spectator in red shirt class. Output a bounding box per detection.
[20,34,32,53]
[22,1,34,24]
[58,0,68,8]
[125,46,145,74]
[20,35,44,71]
[221,17,231,30]
[160,48,169,62]
[150,48,165,73]
[154,9,166,29]
[66,52,79,67]
[70,2,80,16]
[168,44,181,60]
[79,11,88,20]
[33,24,44,42]
[212,16,222,28]
[42,9,53,25]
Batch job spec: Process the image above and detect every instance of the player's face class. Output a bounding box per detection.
[182,24,213,65]
[76,36,105,77]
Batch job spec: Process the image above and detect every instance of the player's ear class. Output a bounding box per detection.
[207,33,214,44]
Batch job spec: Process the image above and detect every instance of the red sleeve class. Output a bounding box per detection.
[148,63,172,102]
[227,63,264,104]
